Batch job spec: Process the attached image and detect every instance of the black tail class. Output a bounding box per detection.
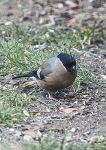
[12,70,37,79]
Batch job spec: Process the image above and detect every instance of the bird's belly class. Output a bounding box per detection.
[37,73,76,91]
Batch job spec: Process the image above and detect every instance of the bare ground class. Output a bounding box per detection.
[0,0,106,148]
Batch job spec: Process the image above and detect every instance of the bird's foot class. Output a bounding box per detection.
[47,92,58,101]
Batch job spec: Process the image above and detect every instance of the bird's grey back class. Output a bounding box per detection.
[40,56,58,77]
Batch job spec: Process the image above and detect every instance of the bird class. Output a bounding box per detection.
[12,52,77,95]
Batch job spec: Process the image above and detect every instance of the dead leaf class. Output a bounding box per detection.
[29,108,50,115]
[65,1,79,9]
[80,25,88,32]
[68,18,78,27]
[22,81,35,87]
[60,107,77,114]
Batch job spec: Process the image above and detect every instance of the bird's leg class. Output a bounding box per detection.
[72,85,77,94]
[47,92,58,101]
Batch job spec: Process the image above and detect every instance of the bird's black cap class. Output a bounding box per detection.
[57,53,76,71]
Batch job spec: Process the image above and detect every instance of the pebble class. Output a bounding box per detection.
[9,128,15,132]
[23,135,34,142]
[15,130,22,137]
[71,128,76,132]
[5,21,12,26]
[66,135,72,142]
[90,136,104,144]
[57,3,64,9]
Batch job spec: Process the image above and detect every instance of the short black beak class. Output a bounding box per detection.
[67,66,76,72]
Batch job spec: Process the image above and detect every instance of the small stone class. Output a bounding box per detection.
[40,10,46,16]
[36,130,42,139]
[9,128,15,132]
[101,98,105,102]
[17,4,22,8]
[45,32,50,38]
[71,128,76,132]
[5,21,12,26]
[74,101,78,104]
[49,29,54,33]
[23,135,34,142]
[100,75,106,81]
[23,129,42,140]
[57,3,64,9]
[65,0,79,8]
[90,136,104,144]
[2,31,6,34]
[23,109,30,117]
[81,106,85,110]
[33,43,47,50]
[15,130,22,137]
[83,131,91,136]
[66,135,72,141]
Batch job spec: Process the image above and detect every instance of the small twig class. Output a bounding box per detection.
[36,98,50,107]
[46,118,67,121]
[36,97,59,110]
[75,52,86,60]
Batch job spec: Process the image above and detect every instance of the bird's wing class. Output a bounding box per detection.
[40,57,57,78]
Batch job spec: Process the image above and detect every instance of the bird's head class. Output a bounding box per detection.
[57,53,76,72]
